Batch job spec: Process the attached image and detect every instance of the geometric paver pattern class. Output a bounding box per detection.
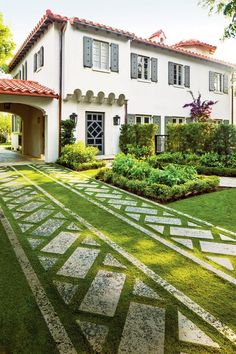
[1,164,235,353]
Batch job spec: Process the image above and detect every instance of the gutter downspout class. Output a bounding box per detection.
[231,72,235,125]
[58,21,67,157]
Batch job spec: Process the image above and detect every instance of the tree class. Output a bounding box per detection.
[61,119,76,147]
[200,0,236,38]
[183,91,217,122]
[0,113,11,142]
[0,13,15,70]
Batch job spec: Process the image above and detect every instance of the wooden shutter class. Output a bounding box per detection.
[151,58,158,82]
[127,114,136,125]
[25,61,27,80]
[165,116,173,133]
[83,36,93,68]
[223,74,229,94]
[209,71,215,91]
[184,66,190,87]
[130,53,138,79]
[22,65,24,80]
[168,62,174,85]
[110,43,119,72]
[153,116,161,134]
[40,47,44,67]
[34,53,37,72]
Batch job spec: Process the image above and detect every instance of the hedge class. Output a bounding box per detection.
[196,166,236,177]
[96,168,219,203]
[119,124,157,156]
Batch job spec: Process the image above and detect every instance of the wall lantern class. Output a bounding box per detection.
[69,112,78,124]
[113,115,121,126]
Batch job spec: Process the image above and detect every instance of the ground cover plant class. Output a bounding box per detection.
[96,153,219,202]
[57,141,105,171]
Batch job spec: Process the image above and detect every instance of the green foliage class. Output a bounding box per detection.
[0,113,11,141]
[0,133,6,143]
[0,13,15,68]
[167,122,216,153]
[200,0,236,38]
[213,124,236,155]
[71,160,105,171]
[58,141,98,168]
[119,124,157,156]
[61,119,76,147]
[96,168,219,202]
[112,154,197,187]
[196,166,236,176]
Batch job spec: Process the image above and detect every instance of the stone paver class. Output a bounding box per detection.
[220,177,236,188]
[133,280,162,300]
[76,320,109,353]
[42,231,79,254]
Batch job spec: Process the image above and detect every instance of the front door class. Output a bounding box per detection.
[86,112,104,154]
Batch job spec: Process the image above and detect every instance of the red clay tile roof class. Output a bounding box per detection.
[173,40,217,53]
[71,17,135,38]
[9,10,235,72]
[9,10,67,71]
[0,79,58,98]
[149,30,166,40]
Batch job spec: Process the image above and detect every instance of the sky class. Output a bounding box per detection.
[1,0,236,63]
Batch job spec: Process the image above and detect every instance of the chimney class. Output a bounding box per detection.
[149,30,166,44]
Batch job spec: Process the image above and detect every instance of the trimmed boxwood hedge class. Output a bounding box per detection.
[58,160,105,171]
[196,166,236,177]
[96,168,219,203]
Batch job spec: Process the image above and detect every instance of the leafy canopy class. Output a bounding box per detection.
[200,0,236,38]
[0,13,15,70]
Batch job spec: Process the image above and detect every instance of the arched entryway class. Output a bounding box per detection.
[0,79,59,163]
[0,103,45,159]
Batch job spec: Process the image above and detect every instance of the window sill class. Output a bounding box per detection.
[137,79,151,84]
[92,68,111,74]
[213,91,224,95]
[172,84,185,89]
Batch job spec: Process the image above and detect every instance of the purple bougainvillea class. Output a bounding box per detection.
[183,91,217,122]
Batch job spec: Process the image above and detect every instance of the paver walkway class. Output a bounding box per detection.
[0,146,43,165]
[1,163,236,353]
[220,177,236,188]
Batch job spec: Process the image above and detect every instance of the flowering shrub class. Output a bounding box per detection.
[183,91,217,122]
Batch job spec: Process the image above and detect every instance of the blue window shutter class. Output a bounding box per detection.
[25,61,27,80]
[22,64,24,80]
[184,66,190,87]
[168,62,174,85]
[152,115,161,134]
[223,74,229,94]
[130,53,138,79]
[127,114,135,125]
[110,43,119,72]
[209,71,215,91]
[151,58,158,82]
[83,36,93,68]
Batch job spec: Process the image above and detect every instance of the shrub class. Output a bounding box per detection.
[72,161,105,171]
[96,169,219,202]
[58,141,98,167]
[167,122,216,153]
[213,124,236,156]
[0,133,7,144]
[61,119,76,147]
[199,153,223,167]
[127,144,151,159]
[119,124,157,156]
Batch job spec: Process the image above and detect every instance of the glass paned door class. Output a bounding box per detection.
[86,112,104,154]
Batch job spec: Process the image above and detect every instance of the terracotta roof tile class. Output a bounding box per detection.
[173,40,217,53]
[0,79,58,98]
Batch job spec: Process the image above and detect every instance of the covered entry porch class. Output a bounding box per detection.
[0,79,59,162]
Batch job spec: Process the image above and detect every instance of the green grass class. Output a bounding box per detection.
[1,165,236,353]
[169,187,236,233]
[13,165,236,353]
[0,221,57,354]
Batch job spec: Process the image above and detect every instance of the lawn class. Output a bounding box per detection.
[1,164,236,353]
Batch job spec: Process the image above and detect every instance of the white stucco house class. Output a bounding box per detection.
[0,9,235,162]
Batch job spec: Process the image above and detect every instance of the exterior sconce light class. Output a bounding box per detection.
[113,115,121,126]
[69,112,78,124]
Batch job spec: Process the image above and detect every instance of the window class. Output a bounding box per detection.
[214,73,223,92]
[135,115,152,124]
[138,56,150,80]
[92,40,109,71]
[21,61,27,80]
[173,64,183,86]
[168,62,190,87]
[172,117,185,124]
[34,46,44,72]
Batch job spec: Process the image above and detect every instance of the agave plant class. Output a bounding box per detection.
[183,91,217,122]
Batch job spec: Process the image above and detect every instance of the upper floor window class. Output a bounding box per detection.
[93,40,109,71]
[168,62,190,88]
[34,46,44,72]
[138,56,150,80]
[209,71,228,94]
[83,36,119,72]
[131,53,158,82]
[135,115,152,124]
